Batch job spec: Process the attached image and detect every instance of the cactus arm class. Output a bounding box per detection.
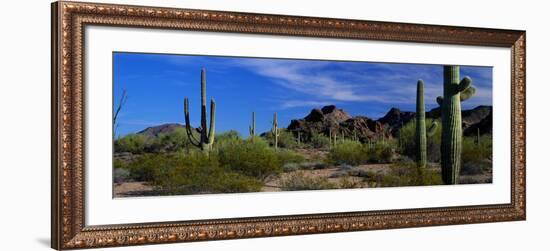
[184,98,201,147]
[460,86,476,101]
[427,120,438,137]
[457,76,472,92]
[199,68,208,144]
[436,96,444,106]
[207,99,216,145]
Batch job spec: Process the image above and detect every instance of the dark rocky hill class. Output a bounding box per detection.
[287,105,492,141]
[379,105,492,136]
[287,105,390,142]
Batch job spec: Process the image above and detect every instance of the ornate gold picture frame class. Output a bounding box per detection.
[51,1,526,249]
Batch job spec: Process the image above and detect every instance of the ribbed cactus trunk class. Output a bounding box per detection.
[249,112,256,137]
[416,80,427,168]
[184,68,216,152]
[271,112,280,150]
[438,65,475,184]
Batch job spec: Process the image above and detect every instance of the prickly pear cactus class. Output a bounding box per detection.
[436,65,476,184]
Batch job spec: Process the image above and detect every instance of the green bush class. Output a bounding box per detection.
[280,171,337,191]
[310,133,331,149]
[114,134,148,154]
[125,153,178,181]
[217,137,282,180]
[462,135,492,163]
[147,127,191,153]
[265,129,298,149]
[328,140,367,165]
[113,168,131,183]
[461,135,492,175]
[151,151,262,195]
[277,149,306,165]
[397,119,441,162]
[363,161,443,187]
[365,141,394,163]
[338,176,363,189]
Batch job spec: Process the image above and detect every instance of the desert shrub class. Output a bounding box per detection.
[284,161,327,172]
[146,127,191,153]
[125,153,180,181]
[218,137,282,180]
[310,133,331,149]
[397,119,441,162]
[277,149,306,165]
[215,130,242,144]
[299,161,328,170]
[365,141,394,163]
[364,161,443,187]
[328,140,367,165]
[280,171,337,191]
[265,129,298,149]
[113,168,131,183]
[283,163,300,172]
[113,159,128,169]
[462,135,492,163]
[114,133,148,154]
[151,151,262,195]
[461,135,492,175]
[339,176,363,189]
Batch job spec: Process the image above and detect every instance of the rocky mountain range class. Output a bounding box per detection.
[133,105,492,142]
[287,105,492,141]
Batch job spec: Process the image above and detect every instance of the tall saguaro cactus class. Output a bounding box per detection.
[436,65,476,184]
[415,80,437,168]
[184,68,216,152]
[271,112,280,150]
[249,112,256,137]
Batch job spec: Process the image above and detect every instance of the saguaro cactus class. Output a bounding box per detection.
[249,112,256,137]
[271,112,280,150]
[184,68,216,152]
[436,65,476,184]
[415,80,438,168]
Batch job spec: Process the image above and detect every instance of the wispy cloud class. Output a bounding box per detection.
[164,54,492,109]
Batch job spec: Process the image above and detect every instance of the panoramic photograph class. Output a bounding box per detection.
[112,52,493,198]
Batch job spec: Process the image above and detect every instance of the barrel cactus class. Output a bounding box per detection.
[184,68,216,152]
[415,80,438,168]
[436,65,476,184]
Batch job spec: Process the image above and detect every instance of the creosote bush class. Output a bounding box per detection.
[328,139,394,166]
[280,171,337,191]
[266,129,298,149]
[328,140,365,165]
[114,133,148,154]
[217,137,282,181]
[398,119,441,162]
[461,135,492,175]
[364,161,443,187]
[151,151,261,195]
[309,133,331,149]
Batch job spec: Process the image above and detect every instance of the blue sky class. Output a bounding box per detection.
[113,52,492,137]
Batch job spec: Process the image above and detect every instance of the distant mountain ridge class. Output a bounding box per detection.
[133,105,492,142]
